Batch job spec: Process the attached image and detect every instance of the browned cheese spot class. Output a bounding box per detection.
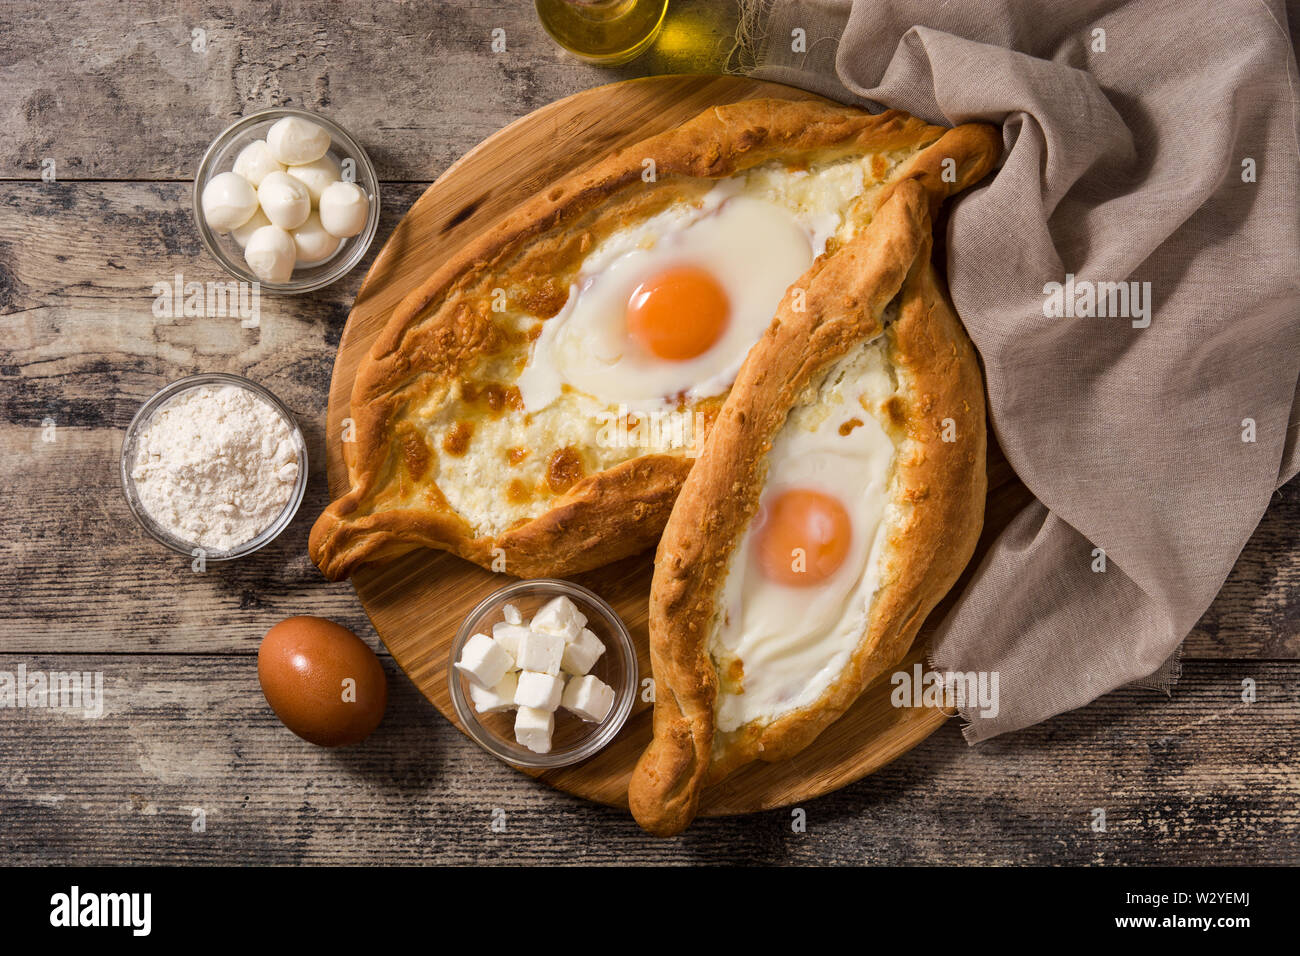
[423,483,451,509]
[724,657,745,692]
[839,417,864,436]
[460,381,525,419]
[442,421,473,457]
[506,479,532,505]
[397,423,431,480]
[481,384,507,415]
[883,395,907,427]
[546,446,585,494]
[521,277,569,319]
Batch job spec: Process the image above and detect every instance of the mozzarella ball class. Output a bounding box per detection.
[232,139,285,187]
[286,154,340,204]
[244,225,297,283]
[230,208,272,249]
[318,181,369,238]
[266,116,330,165]
[200,171,259,232]
[291,212,342,265]
[257,171,312,230]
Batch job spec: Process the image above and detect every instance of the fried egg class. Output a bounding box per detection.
[710,332,899,732]
[517,162,867,414]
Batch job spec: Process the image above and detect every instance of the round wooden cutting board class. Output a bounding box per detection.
[324,75,991,818]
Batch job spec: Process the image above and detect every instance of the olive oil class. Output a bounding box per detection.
[535,0,670,65]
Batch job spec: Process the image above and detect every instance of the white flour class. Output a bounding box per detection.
[130,384,300,551]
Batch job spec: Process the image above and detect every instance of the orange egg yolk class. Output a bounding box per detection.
[755,488,852,587]
[626,265,730,361]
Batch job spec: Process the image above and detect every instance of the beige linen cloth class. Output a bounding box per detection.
[734,0,1300,740]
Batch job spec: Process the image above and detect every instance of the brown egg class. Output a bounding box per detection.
[258,616,387,747]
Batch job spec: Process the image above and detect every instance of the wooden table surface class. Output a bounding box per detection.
[1,0,1296,865]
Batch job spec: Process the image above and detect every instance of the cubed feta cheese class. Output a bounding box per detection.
[562,674,615,723]
[468,672,518,714]
[561,626,605,676]
[502,603,523,626]
[515,706,554,754]
[491,622,531,663]
[516,629,565,676]
[455,633,513,689]
[514,670,565,711]
[529,595,588,642]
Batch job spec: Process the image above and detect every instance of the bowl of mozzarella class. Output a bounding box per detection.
[193,107,380,294]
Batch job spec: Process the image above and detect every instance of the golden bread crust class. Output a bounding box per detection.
[310,99,993,581]
[629,144,995,834]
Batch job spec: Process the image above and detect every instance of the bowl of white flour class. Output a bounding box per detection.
[121,373,309,560]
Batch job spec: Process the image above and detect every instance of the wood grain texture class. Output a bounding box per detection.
[0,0,738,181]
[0,0,1295,863]
[0,180,429,653]
[0,655,1293,865]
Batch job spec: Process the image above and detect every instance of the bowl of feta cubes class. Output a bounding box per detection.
[449,579,637,768]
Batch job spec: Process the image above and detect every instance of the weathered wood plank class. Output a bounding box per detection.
[0,181,424,342]
[0,656,1293,864]
[1186,480,1300,659]
[0,182,431,650]
[0,0,738,181]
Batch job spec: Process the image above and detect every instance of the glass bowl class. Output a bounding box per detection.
[120,373,309,561]
[192,107,381,294]
[448,579,637,769]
